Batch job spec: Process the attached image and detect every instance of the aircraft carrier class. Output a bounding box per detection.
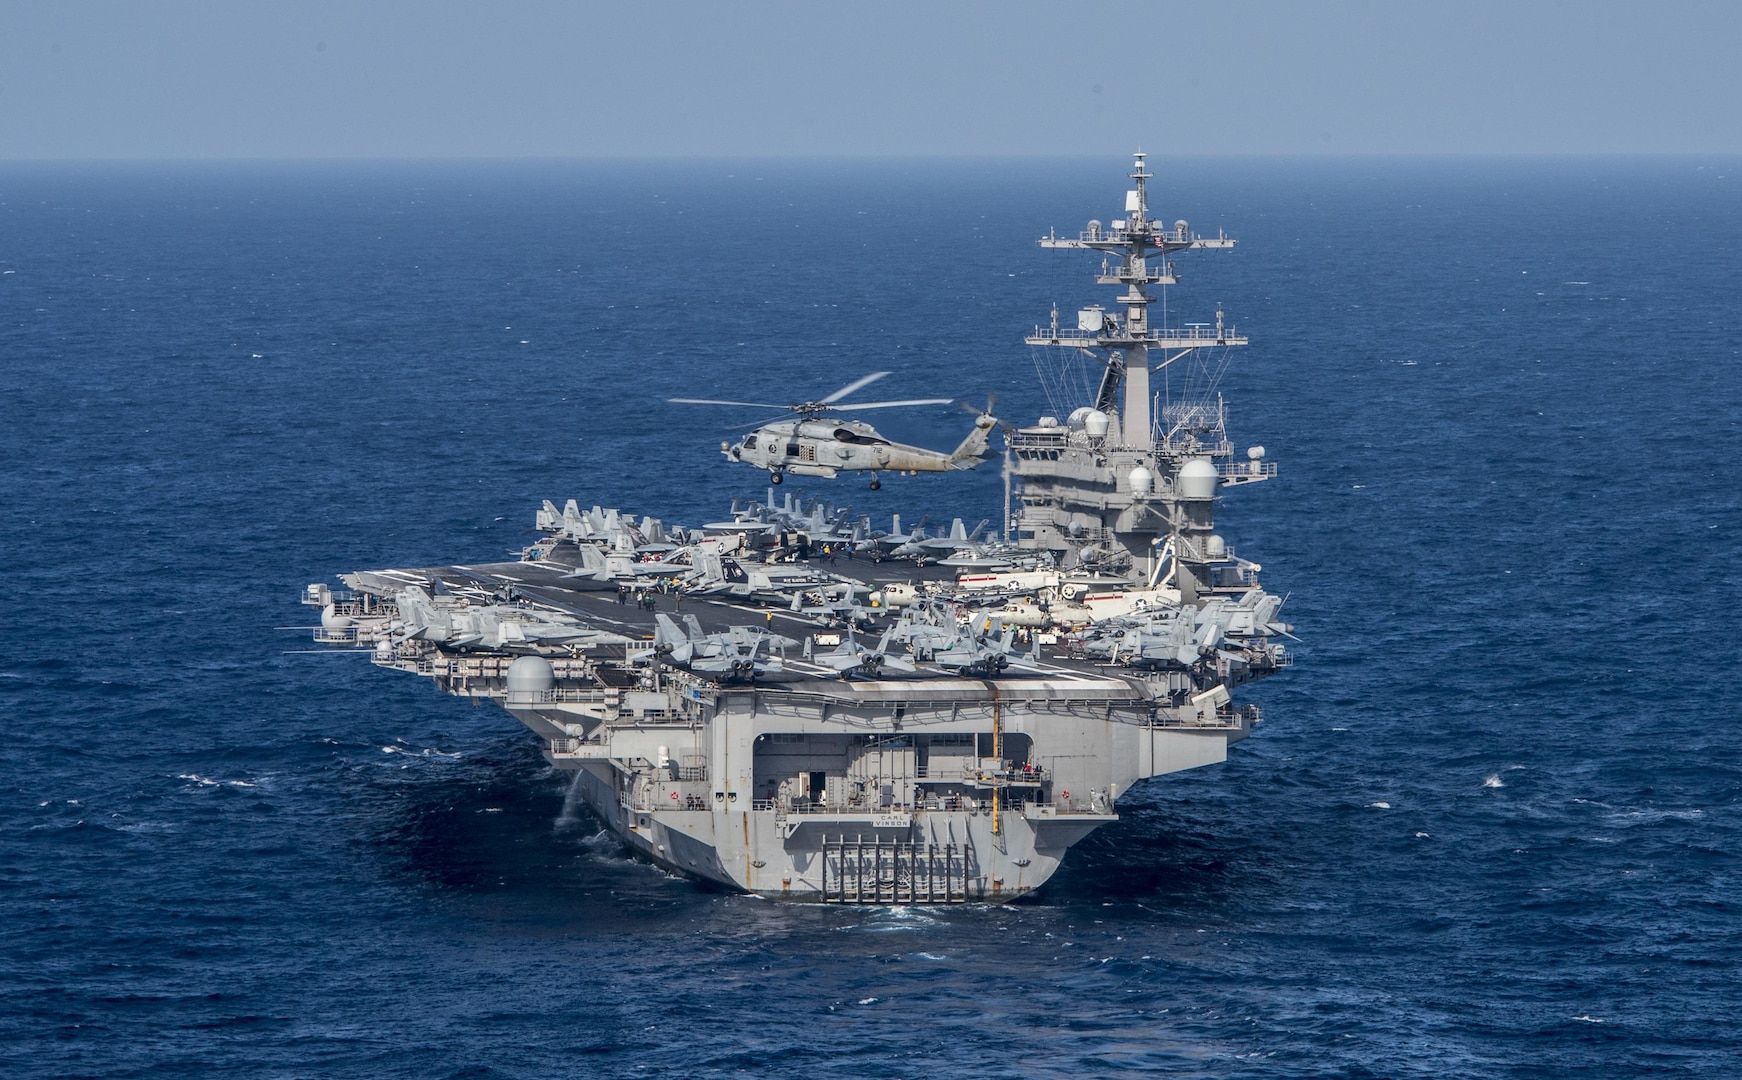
[304,154,1291,902]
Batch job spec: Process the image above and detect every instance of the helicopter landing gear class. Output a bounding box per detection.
[869,474,881,491]
[770,471,784,485]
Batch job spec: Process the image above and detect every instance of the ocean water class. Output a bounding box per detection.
[2,156,1739,1078]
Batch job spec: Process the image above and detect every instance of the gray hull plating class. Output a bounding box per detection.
[509,674,1248,901]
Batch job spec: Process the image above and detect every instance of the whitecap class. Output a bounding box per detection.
[858,907,943,932]
[876,906,935,921]
[1615,807,1706,824]
[857,997,878,1006]
[1483,775,1503,788]
[1573,1014,1603,1023]
[383,745,462,759]
[1369,801,1390,809]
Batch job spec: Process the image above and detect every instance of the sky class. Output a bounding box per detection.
[3,0,1740,159]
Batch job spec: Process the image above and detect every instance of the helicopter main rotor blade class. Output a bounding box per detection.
[830,398,954,412]
[669,397,792,410]
[819,371,891,404]
[731,413,794,430]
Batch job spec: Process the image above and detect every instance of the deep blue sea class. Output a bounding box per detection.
[2,157,1739,1078]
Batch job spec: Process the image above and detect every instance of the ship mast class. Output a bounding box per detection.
[1026,151,1243,449]
[1011,151,1270,587]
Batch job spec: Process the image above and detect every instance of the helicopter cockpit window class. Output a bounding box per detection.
[742,434,758,449]
[832,428,889,445]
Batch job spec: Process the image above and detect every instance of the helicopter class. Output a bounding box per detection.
[670,372,997,489]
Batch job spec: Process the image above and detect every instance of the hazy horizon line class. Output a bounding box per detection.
[4,151,1739,166]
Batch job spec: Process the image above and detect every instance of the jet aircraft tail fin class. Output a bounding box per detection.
[693,540,725,584]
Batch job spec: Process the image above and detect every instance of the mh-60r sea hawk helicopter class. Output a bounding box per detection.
[671,372,996,489]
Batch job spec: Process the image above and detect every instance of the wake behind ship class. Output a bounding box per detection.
[305,154,1291,902]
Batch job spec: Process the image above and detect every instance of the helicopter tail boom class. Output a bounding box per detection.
[947,414,998,468]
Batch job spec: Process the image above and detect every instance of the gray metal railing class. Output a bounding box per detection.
[1026,324,1244,347]
[506,687,619,706]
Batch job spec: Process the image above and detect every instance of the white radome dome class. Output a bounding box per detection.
[1177,458,1219,499]
[1128,463,1155,497]
[505,655,556,694]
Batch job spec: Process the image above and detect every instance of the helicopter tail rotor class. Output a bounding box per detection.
[958,392,999,421]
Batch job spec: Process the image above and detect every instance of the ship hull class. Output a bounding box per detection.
[507,683,1248,903]
[563,755,1100,902]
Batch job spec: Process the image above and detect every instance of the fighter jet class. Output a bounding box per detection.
[394,586,601,652]
[550,542,640,586]
[681,541,860,605]
[1067,609,1201,668]
[803,626,916,679]
[757,491,859,540]
[1206,588,1293,640]
[535,500,670,551]
[786,590,881,630]
[1067,588,1291,669]
[931,617,1042,676]
[652,614,796,680]
[891,604,1039,676]
[860,514,928,560]
[889,517,992,562]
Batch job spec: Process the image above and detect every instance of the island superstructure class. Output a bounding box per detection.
[305,154,1290,902]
